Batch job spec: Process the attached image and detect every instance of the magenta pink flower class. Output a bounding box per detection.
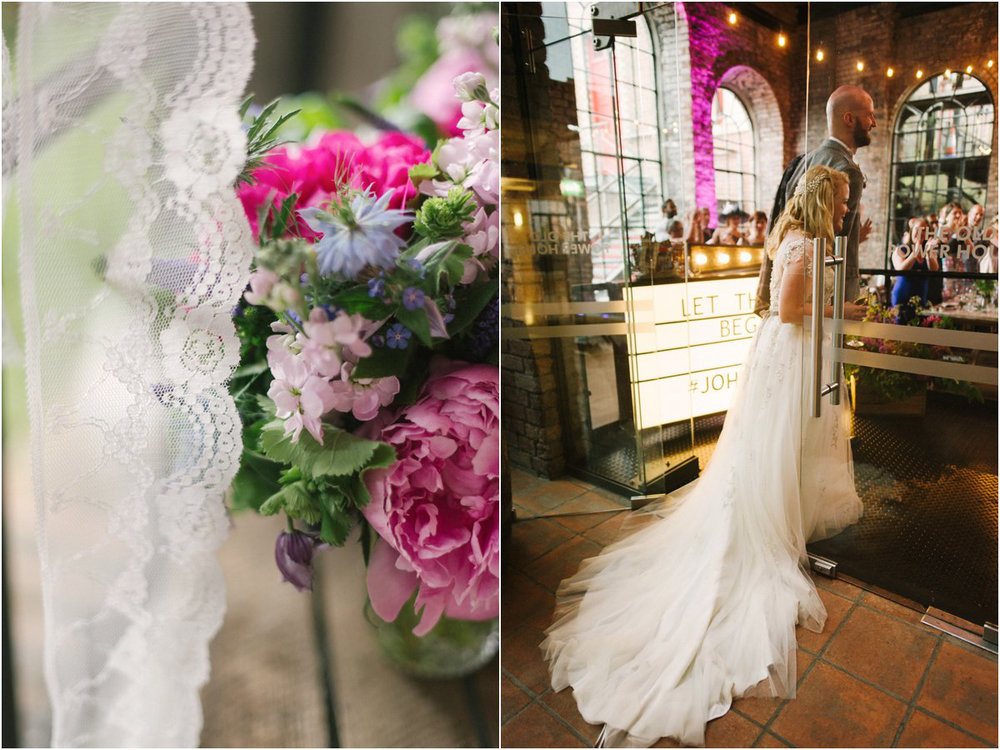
[362,360,499,635]
[237,132,429,241]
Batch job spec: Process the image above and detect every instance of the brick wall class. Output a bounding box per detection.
[805,2,999,269]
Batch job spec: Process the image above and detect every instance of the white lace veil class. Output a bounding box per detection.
[6,4,255,745]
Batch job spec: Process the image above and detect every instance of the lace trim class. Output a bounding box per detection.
[14,5,255,746]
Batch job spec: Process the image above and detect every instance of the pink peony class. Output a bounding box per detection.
[237,132,430,241]
[362,360,499,636]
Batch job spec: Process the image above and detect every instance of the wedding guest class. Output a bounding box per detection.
[968,203,985,235]
[700,206,714,236]
[981,215,999,274]
[937,201,974,301]
[668,220,684,239]
[653,199,679,242]
[891,217,940,321]
[685,207,709,244]
[707,203,749,245]
[747,211,768,245]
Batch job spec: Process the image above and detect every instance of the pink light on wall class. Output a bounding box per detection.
[683,3,758,227]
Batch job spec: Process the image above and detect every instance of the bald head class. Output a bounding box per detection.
[826,85,876,150]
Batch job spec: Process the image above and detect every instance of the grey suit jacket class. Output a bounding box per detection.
[783,139,865,302]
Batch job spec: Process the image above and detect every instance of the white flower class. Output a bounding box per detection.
[454,72,488,103]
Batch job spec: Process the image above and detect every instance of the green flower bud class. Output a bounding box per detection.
[413,188,478,239]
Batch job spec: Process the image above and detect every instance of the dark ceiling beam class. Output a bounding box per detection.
[728,2,791,32]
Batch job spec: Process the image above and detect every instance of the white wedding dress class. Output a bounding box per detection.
[541,235,863,747]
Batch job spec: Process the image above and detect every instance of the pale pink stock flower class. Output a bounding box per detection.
[460,208,499,284]
[301,308,343,378]
[330,311,373,360]
[328,362,400,422]
[362,361,499,636]
[410,49,497,137]
[266,352,334,445]
[244,268,279,306]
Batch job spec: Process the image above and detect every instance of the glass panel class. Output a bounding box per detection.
[799,2,998,627]
[500,4,684,497]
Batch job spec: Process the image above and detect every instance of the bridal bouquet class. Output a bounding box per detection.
[228,15,499,640]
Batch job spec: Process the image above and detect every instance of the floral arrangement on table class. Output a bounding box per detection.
[227,9,499,652]
[843,295,983,405]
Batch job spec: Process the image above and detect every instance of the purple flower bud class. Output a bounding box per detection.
[275,530,315,592]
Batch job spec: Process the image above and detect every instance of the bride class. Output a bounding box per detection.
[541,165,867,748]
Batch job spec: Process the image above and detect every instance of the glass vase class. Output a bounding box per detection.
[364,598,498,679]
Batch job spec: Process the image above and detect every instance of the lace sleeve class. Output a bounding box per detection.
[781,237,811,277]
[12,5,254,746]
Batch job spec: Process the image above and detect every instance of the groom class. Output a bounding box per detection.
[755,85,876,313]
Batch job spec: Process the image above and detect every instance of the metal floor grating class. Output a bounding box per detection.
[585,394,997,625]
[811,391,998,625]
[586,415,727,490]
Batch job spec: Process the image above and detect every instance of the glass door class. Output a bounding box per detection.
[501,2,694,498]
[798,2,998,640]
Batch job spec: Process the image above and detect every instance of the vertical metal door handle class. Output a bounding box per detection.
[810,238,826,418]
[811,237,846,418]
[829,236,847,406]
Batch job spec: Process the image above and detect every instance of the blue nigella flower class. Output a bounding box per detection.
[402,286,425,311]
[368,275,386,298]
[371,334,386,348]
[299,191,412,280]
[386,323,412,349]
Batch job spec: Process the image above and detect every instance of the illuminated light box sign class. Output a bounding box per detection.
[627,276,760,427]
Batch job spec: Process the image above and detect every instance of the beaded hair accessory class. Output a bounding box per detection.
[793,172,827,199]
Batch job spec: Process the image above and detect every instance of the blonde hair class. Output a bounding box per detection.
[765,164,850,260]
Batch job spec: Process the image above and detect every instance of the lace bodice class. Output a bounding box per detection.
[767,235,836,316]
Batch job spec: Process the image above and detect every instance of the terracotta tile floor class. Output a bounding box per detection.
[502,469,998,748]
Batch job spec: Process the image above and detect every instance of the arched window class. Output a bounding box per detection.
[889,72,995,249]
[567,6,661,283]
[711,87,756,217]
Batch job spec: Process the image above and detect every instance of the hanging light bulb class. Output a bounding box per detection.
[856,61,865,72]
[513,211,524,228]
[816,49,825,62]
[887,67,894,77]
[777,33,787,47]
[916,69,924,79]
[728,11,737,24]
[966,65,974,74]
[944,68,952,77]
[988,60,995,68]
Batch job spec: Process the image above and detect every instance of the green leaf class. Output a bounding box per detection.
[259,481,322,525]
[229,449,284,513]
[353,340,415,379]
[231,360,271,380]
[259,419,388,478]
[320,507,354,546]
[409,161,438,184]
[395,304,433,347]
[447,281,497,336]
[329,286,394,319]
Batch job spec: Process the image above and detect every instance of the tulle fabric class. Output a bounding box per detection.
[541,240,862,748]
